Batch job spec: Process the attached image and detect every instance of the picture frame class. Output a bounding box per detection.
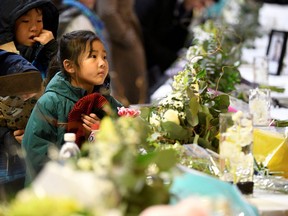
[266,30,288,75]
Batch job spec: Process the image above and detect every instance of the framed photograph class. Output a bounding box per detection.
[266,30,288,75]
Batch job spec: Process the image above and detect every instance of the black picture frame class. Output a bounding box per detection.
[266,30,288,75]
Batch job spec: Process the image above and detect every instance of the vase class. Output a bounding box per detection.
[249,88,271,126]
[219,112,254,195]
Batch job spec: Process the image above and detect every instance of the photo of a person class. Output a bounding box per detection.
[271,35,283,61]
[266,30,288,75]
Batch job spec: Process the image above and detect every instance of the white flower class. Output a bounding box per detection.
[187,55,203,65]
[232,110,243,121]
[186,46,205,65]
[193,26,212,43]
[163,109,180,125]
[150,113,160,126]
[220,139,241,158]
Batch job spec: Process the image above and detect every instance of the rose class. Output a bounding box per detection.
[117,107,141,117]
[163,109,180,125]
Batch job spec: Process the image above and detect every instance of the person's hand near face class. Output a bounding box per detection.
[14,8,54,46]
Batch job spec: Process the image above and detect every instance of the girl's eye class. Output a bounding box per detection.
[37,19,43,23]
[22,20,29,23]
[91,54,97,58]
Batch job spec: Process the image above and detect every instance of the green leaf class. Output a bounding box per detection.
[161,121,190,140]
[187,97,199,126]
[213,94,230,111]
[135,150,177,171]
[153,149,177,170]
[139,107,151,119]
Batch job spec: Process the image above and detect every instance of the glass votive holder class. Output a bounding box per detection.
[219,112,254,195]
[249,88,271,126]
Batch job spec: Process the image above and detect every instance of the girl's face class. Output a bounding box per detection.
[70,40,109,93]
[14,8,43,46]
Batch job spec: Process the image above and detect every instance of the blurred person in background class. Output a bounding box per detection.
[134,0,219,95]
[57,0,106,43]
[97,0,148,106]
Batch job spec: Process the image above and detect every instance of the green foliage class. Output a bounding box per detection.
[191,21,242,93]
[121,149,177,216]
[87,116,177,215]
[143,54,230,152]
[3,197,92,216]
[141,20,245,153]
[222,0,263,47]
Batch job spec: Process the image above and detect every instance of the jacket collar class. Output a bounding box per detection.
[0,42,19,54]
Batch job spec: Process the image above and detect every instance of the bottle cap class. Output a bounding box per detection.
[64,133,76,142]
[91,123,100,130]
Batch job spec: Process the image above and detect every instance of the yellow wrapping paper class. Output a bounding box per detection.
[253,128,288,178]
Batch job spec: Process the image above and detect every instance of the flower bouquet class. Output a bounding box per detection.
[142,52,230,153]
[137,21,249,175]
[1,116,177,216]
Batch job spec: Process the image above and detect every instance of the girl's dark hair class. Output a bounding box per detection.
[46,30,110,93]
[60,30,100,71]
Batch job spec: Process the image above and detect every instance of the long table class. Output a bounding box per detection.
[246,189,288,216]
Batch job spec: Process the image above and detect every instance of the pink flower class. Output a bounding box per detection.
[228,106,237,113]
[117,107,141,117]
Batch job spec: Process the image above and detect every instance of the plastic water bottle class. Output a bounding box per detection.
[59,133,81,160]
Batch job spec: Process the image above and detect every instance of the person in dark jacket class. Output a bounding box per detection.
[22,30,123,185]
[0,50,41,200]
[0,50,39,76]
[134,0,218,94]
[0,0,59,79]
[0,0,58,199]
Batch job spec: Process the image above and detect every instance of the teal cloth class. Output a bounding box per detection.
[170,166,259,215]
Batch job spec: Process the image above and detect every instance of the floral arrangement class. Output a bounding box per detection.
[219,111,254,184]
[1,116,177,216]
[141,48,230,153]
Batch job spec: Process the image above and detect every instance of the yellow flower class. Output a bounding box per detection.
[163,109,180,125]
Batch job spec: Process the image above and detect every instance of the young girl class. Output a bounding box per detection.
[22,30,122,185]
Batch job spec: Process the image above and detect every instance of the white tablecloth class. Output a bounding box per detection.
[246,189,288,216]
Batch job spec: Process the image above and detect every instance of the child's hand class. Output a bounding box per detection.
[13,129,25,144]
[33,29,54,45]
[81,113,100,133]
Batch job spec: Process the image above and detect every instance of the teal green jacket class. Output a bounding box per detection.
[22,72,122,184]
